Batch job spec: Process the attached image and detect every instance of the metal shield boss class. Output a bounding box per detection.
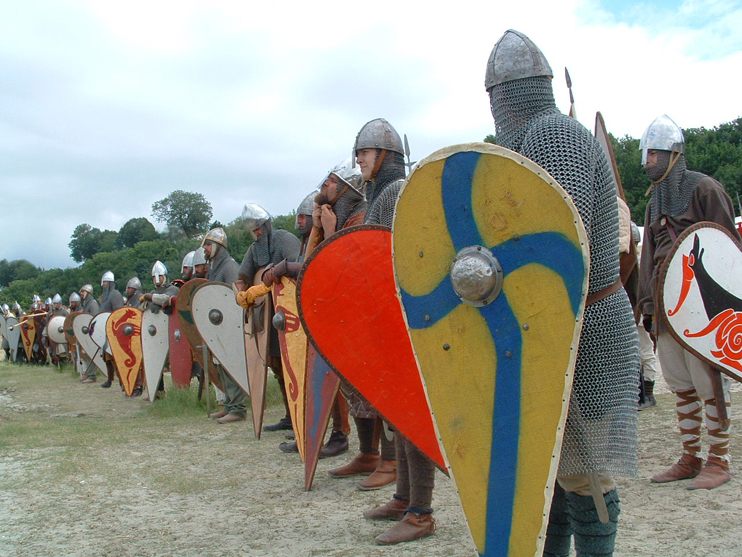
[191,283,249,395]
[106,307,143,396]
[141,309,169,402]
[660,222,742,383]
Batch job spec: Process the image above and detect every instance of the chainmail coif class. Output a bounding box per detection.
[331,183,366,230]
[490,76,639,478]
[364,151,406,227]
[646,153,704,222]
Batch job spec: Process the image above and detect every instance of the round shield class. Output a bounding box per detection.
[48,316,67,344]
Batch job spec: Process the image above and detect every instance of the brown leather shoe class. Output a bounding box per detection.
[357,460,397,491]
[651,454,703,483]
[328,452,380,478]
[363,498,409,521]
[687,458,731,490]
[374,512,436,545]
[209,410,228,419]
[217,413,246,424]
[81,377,96,384]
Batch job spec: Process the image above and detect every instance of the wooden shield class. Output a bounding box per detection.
[89,312,112,355]
[0,314,6,343]
[48,316,67,345]
[595,112,626,201]
[175,279,223,390]
[6,316,20,362]
[73,313,106,375]
[659,221,742,383]
[64,312,80,371]
[273,277,307,461]
[168,302,192,388]
[393,144,588,557]
[19,315,37,361]
[245,273,271,439]
[32,313,47,361]
[192,282,250,397]
[141,310,169,402]
[106,307,143,396]
[303,346,341,490]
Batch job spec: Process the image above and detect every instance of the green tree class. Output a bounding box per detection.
[117,217,159,248]
[99,230,120,253]
[151,190,213,239]
[69,224,102,263]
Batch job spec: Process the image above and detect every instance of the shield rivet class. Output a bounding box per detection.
[58,326,64,333]
[443,344,450,351]
[523,323,529,331]
[148,325,157,336]
[273,310,286,332]
[81,326,88,334]
[123,324,134,336]
[174,329,181,341]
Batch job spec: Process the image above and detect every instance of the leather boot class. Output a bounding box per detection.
[263,415,293,432]
[363,498,409,521]
[217,413,246,424]
[279,441,299,453]
[209,410,227,419]
[328,452,380,478]
[374,512,436,545]
[651,453,703,483]
[357,460,397,491]
[687,457,731,490]
[319,431,349,458]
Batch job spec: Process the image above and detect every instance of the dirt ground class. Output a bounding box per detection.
[1,361,741,557]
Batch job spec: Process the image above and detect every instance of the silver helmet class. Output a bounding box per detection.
[45,297,52,306]
[353,118,404,156]
[241,204,271,240]
[193,247,207,266]
[2,303,8,313]
[319,158,364,194]
[101,270,114,285]
[152,260,168,278]
[640,114,685,165]
[12,301,21,313]
[52,294,62,304]
[80,284,93,296]
[126,277,142,291]
[32,294,41,303]
[69,292,81,304]
[182,251,196,269]
[201,227,227,249]
[484,29,553,89]
[296,191,318,217]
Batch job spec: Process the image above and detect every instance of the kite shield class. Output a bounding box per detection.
[659,221,742,383]
[6,316,20,362]
[106,307,143,396]
[74,313,106,375]
[141,310,169,402]
[245,271,272,438]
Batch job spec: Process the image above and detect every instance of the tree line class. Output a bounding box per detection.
[2,117,739,308]
[0,191,297,307]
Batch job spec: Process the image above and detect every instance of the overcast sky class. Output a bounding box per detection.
[1,0,740,270]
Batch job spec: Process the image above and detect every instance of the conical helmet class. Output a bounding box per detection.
[484,29,553,89]
[639,114,685,165]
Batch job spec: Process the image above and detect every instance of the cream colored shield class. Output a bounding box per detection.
[6,316,20,361]
[89,312,112,356]
[192,283,249,394]
[48,316,67,344]
[73,313,106,374]
[141,310,169,402]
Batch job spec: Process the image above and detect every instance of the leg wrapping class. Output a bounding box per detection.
[543,483,571,557]
[566,489,620,557]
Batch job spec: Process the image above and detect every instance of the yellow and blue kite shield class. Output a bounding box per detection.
[393,143,589,557]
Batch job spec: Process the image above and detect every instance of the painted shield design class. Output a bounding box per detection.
[175,279,223,390]
[106,307,143,396]
[141,310,169,402]
[48,316,67,345]
[393,144,588,557]
[273,277,307,461]
[659,221,742,383]
[245,273,272,439]
[6,316,21,362]
[19,315,38,361]
[168,303,192,388]
[73,313,106,375]
[192,283,249,395]
[89,312,112,355]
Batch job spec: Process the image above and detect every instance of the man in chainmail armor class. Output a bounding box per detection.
[79,284,101,383]
[201,228,247,424]
[341,119,435,546]
[99,271,125,389]
[237,204,301,432]
[486,30,639,557]
[638,114,739,490]
[41,294,70,364]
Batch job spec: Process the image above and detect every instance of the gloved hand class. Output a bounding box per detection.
[235,284,271,309]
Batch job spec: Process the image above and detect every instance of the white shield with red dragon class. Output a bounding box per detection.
[660,221,742,383]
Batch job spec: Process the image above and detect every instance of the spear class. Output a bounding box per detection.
[403,134,416,175]
[565,67,576,120]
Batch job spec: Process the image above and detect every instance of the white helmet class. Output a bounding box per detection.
[241,204,271,240]
[640,114,685,165]
[152,261,168,285]
[101,271,115,285]
[182,251,196,269]
[69,292,81,304]
[52,294,62,304]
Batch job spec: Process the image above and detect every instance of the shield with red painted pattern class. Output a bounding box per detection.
[106,307,143,396]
